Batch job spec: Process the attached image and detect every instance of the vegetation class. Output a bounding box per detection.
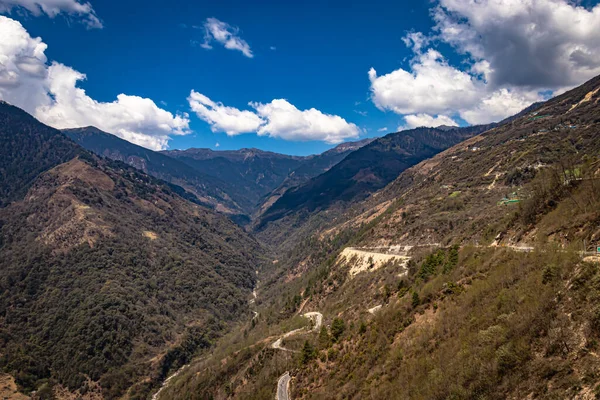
[291,246,598,399]
[0,107,265,398]
[0,102,83,207]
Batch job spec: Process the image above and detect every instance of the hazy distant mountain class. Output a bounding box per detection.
[161,147,307,212]
[163,139,375,214]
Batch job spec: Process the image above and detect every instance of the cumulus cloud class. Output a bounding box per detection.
[433,0,600,88]
[0,16,189,150]
[200,17,253,58]
[188,92,360,144]
[252,99,360,143]
[188,91,263,135]
[460,88,543,125]
[369,0,600,125]
[402,113,458,129]
[369,49,482,116]
[0,0,102,28]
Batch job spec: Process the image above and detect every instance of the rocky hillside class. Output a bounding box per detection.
[333,73,600,249]
[0,104,265,399]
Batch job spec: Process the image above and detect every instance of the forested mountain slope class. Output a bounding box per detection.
[255,138,375,217]
[0,104,265,399]
[253,124,493,249]
[162,147,307,213]
[0,101,84,207]
[63,127,246,215]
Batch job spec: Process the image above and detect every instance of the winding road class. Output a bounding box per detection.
[273,312,323,399]
[271,312,323,351]
[277,372,291,400]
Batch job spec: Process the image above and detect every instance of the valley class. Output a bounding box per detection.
[151,74,600,400]
[2,1,600,399]
[1,45,600,400]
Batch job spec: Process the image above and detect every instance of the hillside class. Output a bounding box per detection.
[333,73,600,248]
[63,127,246,215]
[162,147,307,213]
[158,75,600,400]
[0,104,265,399]
[255,138,375,216]
[253,124,493,247]
[0,101,84,208]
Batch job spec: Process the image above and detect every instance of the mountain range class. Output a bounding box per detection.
[1,73,600,400]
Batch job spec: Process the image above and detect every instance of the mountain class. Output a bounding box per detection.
[160,75,600,400]
[161,147,306,213]
[254,124,493,242]
[0,103,265,398]
[256,138,375,216]
[0,101,85,208]
[63,127,246,215]
[65,128,374,219]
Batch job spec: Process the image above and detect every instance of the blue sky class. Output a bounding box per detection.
[1,0,600,155]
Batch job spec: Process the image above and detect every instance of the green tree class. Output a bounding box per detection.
[418,250,445,280]
[301,340,316,364]
[318,325,331,349]
[443,245,459,273]
[331,318,345,342]
[412,291,420,308]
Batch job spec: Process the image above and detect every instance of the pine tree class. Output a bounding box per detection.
[301,340,316,364]
[443,245,459,273]
[318,325,331,349]
[331,318,345,342]
[412,291,420,308]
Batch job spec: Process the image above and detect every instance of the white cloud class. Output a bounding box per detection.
[200,17,253,58]
[459,88,543,125]
[0,16,189,150]
[369,49,482,116]
[0,0,102,28]
[377,127,387,132]
[252,99,360,144]
[433,0,600,88]
[215,142,220,147]
[188,92,360,144]
[369,0,600,125]
[402,113,458,129]
[402,31,430,53]
[188,91,263,135]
